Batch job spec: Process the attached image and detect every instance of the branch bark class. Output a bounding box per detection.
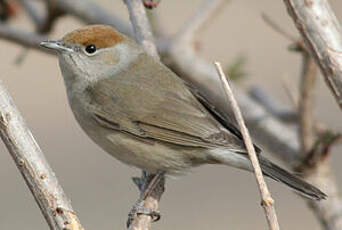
[124,0,159,60]
[215,62,280,230]
[0,24,53,54]
[55,0,133,37]
[0,82,83,230]
[298,50,317,153]
[283,0,342,111]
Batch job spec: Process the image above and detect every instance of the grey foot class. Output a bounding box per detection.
[127,199,161,227]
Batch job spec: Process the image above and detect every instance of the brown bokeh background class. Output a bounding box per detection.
[1,1,342,229]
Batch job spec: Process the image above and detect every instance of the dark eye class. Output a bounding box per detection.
[85,44,97,54]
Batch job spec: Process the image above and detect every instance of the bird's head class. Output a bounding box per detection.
[40,25,142,85]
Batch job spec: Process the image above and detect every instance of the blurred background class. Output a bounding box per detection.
[1,0,342,229]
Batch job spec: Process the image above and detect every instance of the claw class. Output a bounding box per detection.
[127,200,161,227]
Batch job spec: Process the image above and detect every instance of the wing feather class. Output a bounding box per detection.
[85,53,246,151]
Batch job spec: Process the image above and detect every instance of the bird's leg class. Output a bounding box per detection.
[127,171,165,227]
[140,171,165,200]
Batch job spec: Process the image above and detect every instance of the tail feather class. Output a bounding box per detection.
[259,156,327,200]
[209,149,327,200]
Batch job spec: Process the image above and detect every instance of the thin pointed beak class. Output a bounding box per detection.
[40,40,73,52]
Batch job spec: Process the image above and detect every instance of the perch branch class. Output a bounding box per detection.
[215,62,280,230]
[0,82,83,230]
[123,0,164,230]
[282,0,342,111]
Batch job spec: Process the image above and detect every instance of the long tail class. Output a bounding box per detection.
[210,149,327,200]
[258,156,326,200]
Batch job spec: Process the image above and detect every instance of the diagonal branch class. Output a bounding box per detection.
[215,62,280,230]
[282,0,342,111]
[124,0,159,60]
[0,82,84,230]
[54,0,133,37]
[0,24,53,54]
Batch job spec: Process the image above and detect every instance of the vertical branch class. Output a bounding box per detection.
[298,50,317,153]
[214,62,280,230]
[0,82,84,230]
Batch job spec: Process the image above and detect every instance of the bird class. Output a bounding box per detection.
[40,24,326,201]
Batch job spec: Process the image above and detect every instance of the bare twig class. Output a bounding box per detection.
[298,51,317,153]
[282,0,342,111]
[54,0,133,37]
[215,62,280,230]
[0,82,83,230]
[123,1,164,229]
[0,24,54,55]
[124,0,159,60]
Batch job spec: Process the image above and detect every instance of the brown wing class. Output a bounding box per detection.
[85,53,246,151]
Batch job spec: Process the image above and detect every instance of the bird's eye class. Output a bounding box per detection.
[85,44,97,54]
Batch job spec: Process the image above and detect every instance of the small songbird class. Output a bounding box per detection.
[40,25,326,200]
